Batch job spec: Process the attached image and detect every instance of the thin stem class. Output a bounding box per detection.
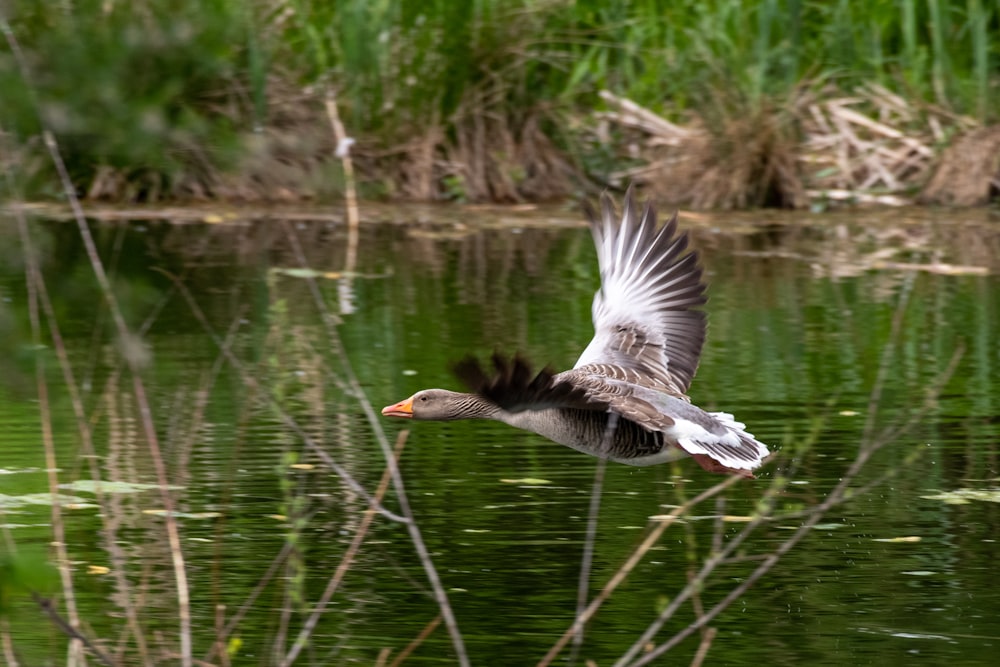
[46,130,195,667]
[281,223,469,666]
[568,458,606,664]
[161,270,408,524]
[861,272,913,443]
[388,615,442,667]
[623,299,964,667]
[536,475,741,667]
[17,165,83,667]
[32,594,114,667]
[689,627,717,667]
[1,619,18,667]
[281,431,410,666]
[614,477,788,666]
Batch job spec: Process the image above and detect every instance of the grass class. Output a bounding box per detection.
[1,0,999,204]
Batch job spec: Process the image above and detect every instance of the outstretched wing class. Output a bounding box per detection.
[574,187,707,395]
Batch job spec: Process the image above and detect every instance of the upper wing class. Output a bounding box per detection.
[574,187,707,395]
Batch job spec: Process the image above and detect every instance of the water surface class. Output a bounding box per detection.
[1,204,998,665]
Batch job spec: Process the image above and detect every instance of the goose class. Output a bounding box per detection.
[381,187,770,478]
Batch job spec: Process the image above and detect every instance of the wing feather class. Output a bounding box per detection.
[574,187,707,395]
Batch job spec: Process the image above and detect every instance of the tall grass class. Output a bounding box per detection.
[1,0,998,202]
[1,0,253,200]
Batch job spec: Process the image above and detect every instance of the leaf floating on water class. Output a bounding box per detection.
[289,463,316,471]
[61,480,184,494]
[500,478,552,485]
[889,631,952,641]
[839,410,860,416]
[873,536,922,543]
[0,493,93,509]
[271,267,343,280]
[87,565,110,575]
[902,570,935,576]
[268,514,287,521]
[664,514,757,522]
[142,509,222,519]
[921,488,1000,505]
[463,529,491,533]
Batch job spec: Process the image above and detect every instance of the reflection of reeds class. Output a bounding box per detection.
[281,430,407,665]
[278,221,470,665]
[13,204,471,665]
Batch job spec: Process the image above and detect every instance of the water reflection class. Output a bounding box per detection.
[0,206,997,665]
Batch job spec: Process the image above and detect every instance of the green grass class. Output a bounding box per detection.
[1,0,998,202]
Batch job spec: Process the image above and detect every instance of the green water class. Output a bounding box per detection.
[0,206,998,665]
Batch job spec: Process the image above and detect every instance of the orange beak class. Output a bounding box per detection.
[381,397,414,418]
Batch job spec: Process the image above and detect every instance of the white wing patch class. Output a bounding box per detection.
[574,189,706,395]
[667,413,770,471]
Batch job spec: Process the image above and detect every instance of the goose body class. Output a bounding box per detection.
[382,188,770,478]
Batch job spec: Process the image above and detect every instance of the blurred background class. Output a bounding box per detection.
[2,0,999,207]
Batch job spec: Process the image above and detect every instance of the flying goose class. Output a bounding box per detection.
[381,188,770,478]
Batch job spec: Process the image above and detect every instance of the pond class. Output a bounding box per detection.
[1,202,998,666]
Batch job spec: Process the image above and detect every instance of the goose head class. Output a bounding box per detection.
[381,389,499,421]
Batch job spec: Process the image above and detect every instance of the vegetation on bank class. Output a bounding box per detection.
[2,0,999,207]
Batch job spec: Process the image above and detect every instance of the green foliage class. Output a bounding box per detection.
[0,0,252,199]
[273,0,1000,160]
[2,0,999,200]
[278,1,563,133]
[0,548,58,616]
